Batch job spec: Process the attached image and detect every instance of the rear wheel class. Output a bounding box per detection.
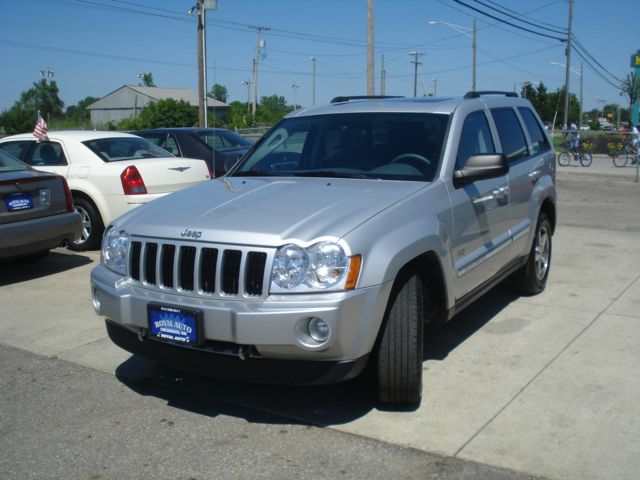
[579,151,592,167]
[557,152,570,167]
[514,212,552,295]
[376,272,425,407]
[69,197,104,251]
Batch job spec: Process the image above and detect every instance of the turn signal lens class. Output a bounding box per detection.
[345,255,362,290]
[120,166,147,195]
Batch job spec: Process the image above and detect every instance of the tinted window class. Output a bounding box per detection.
[518,107,550,155]
[0,150,29,172]
[491,108,529,162]
[0,141,32,161]
[456,111,496,169]
[83,137,173,162]
[197,130,252,152]
[30,142,68,166]
[232,113,449,182]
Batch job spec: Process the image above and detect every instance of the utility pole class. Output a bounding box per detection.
[367,0,375,95]
[471,19,477,92]
[242,80,251,113]
[380,54,385,95]
[40,67,54,83]
[291,83,300,109]
[410,52,423,97]
[433,78,437,96]
[562,0,574,130]
[250,25,270,119]
[196,0,207,127]
[579,62,584,128]
[310,56,316,106]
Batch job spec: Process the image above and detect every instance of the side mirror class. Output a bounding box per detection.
[453,154,508,187]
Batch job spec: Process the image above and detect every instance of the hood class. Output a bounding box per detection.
[115,176,426,246]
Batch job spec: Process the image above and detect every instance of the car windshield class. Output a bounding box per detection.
[82,137,173,162]
[196,130,252,152]
[231,113,449,181]
[0,149,29,172]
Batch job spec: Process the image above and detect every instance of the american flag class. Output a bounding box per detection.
[33,112,48,142]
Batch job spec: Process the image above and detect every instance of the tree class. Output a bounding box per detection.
[210,84,228,103]
[65,96,99,123]
[226,101,251,129]
[118,98,198,130]
[139,72,156,87]
[0,79,65,134]
[256,95,294,125]
[620,72,638,117]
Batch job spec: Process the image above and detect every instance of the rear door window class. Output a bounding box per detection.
[518,107,551,155]
[29,142,68,166]
[0,140,33,161]
[490,108,529,162]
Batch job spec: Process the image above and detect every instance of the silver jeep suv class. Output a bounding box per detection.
[91,92,556,406]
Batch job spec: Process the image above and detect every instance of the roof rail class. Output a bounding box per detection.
[464,91,519,99]
[330,95,404,104]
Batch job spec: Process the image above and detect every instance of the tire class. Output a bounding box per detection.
[69,197,104,251]
[557,152,570,167]
[514,212,552,295]
[376,272,425,407]
[613,152,628,168]
[579,152,592,167]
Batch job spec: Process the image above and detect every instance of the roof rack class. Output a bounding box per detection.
[330,95,404,104]
[464,91,519,99]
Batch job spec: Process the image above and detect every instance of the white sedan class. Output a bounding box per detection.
[0,131,210,250]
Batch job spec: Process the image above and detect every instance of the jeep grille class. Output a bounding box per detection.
[128,239,271,298]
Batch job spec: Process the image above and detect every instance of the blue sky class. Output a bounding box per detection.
[1,0,638,116]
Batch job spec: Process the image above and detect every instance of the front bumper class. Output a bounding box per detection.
[91,264,393,382]
[106,319,369,385]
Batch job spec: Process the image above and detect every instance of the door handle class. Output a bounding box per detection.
[528,170,541,183]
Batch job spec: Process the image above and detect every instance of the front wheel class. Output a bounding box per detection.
[376,272,425,407]
[579,151,592,167]
[69,197,104,251]
[613,152,628,168]
[557,152,570,167]
[513,212,552,295]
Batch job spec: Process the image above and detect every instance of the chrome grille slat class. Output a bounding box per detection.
[128,238,271,299]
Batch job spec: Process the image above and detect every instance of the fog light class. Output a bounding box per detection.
[91,288,101,313]
[307,317,330,343]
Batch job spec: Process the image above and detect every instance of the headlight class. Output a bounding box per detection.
[271,242,353,292]
[101,227,130,275]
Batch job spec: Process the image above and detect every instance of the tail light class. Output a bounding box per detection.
[61,177,74,212]
[121,166,147,195]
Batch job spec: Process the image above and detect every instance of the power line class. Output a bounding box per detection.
[470,0,566,35]
[450,0,566,41]
[479,0,566,32]
[572,36,623,84]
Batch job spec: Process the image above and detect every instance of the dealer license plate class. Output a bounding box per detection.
[147,304,202,346]
[5,193,33,212]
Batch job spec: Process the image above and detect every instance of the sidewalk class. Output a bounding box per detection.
[557,153,640,180]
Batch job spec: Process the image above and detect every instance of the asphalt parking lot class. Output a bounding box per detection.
[1,164,639,480]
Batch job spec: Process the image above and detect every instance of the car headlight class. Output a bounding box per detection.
[271,242,357,292]
[101,227,130,276]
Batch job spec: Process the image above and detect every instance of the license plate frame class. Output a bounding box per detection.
[5,193,33,212]
[147,303,203,346]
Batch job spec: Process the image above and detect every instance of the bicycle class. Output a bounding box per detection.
[557,142,593,167]
[612,140,638,167]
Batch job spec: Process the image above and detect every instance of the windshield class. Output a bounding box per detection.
[196,130,252,152]
[231,113,449,181]
[82,137,173,162]
[0,149,29,172]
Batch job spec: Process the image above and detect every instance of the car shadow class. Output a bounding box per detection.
[0,249,94,286]
[114,283,520,426]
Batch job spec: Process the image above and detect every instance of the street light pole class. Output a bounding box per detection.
[410,51,423,97]
[429,20,476,91]
[291,83,299,109]
[562,0,574,130]
[241,80,251,113]
[250,25,270,119]
[310,56,316,106]
[367,0,375,95]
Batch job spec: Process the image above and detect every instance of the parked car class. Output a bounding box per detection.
[131,128,253,178]
[92,92,556,406]
[0,149,81,260]
[0,131,210,251]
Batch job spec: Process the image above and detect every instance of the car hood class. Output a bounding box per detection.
[115,176,426,246]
